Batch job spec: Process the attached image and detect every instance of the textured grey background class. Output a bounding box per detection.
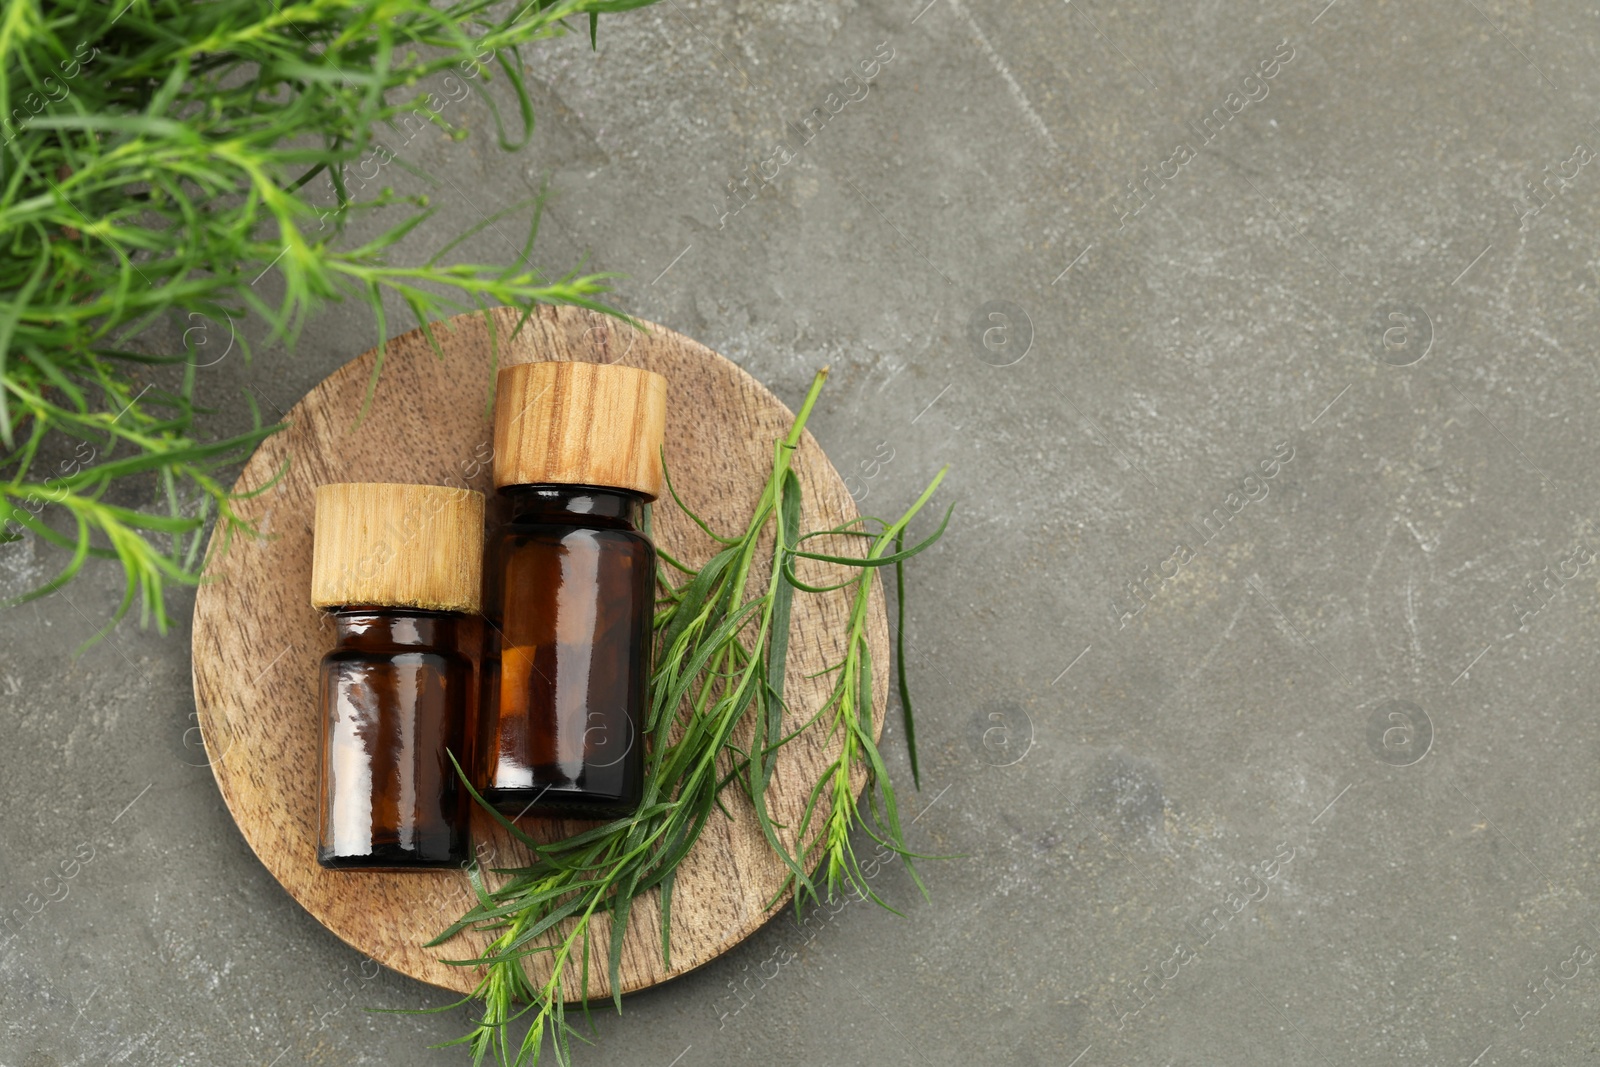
[5,0,1600,1064]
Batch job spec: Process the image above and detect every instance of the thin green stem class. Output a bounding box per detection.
[432,370,949,1066]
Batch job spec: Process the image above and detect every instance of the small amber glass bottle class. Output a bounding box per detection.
[310,482,484,869]
[476,360,667,818]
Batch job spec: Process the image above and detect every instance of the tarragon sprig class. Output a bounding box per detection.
[426,368,949,1066]
[2,0,660,635]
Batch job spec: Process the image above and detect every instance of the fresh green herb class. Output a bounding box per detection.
[780,469,949,909]
[429,368,949,1067]
[1,0,658,637]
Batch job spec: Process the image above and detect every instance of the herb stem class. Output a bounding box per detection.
[432,369,949,1066]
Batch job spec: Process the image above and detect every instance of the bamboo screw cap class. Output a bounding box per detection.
[493,361,668,498]
[311,483,484,613]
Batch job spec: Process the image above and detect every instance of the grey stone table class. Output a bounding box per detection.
[4,1,1599,1064]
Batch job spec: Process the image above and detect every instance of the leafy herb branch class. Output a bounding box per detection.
[1,0,657,636]
[427,369,949,1066]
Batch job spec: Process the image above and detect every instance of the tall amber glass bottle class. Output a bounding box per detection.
[476,360,667,818]
[310,482,484,869]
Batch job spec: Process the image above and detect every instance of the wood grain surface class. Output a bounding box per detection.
[190,305,887,999]
[309,482,484,613]
[493,359,667,497]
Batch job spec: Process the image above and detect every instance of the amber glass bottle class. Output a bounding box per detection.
[310,482,484,869]
[476,361,667,819]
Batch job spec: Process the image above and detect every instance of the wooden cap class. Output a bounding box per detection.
[310,483,484,613]
[493,361,667,498]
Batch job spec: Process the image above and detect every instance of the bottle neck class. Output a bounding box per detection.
[501,484,645,530]
[329,609,461,650]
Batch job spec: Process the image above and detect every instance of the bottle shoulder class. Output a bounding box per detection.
[491,520,654,548]
[320,646,469,671]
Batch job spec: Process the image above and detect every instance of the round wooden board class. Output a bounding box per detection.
[191,305,887,999]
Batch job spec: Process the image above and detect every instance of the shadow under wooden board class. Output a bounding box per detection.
[190,305,887,1000]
